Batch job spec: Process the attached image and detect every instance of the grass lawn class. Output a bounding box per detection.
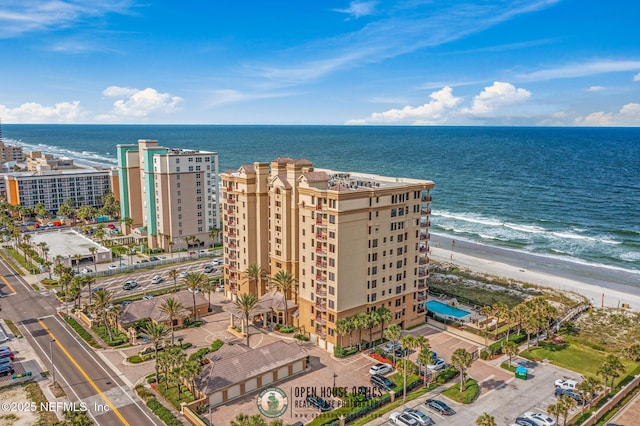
[155,380,195,411]
[389,373,421,391]
[521,340,638,385]
[441,378,479,404]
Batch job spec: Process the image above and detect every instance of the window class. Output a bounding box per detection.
[329,300,335,309]
[329,286,335,295]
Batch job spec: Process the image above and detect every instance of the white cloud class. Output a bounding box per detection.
[586,86,604,92]
[0,0,136,38]
[461,81,531,116]
[518,60,640,81]
[346,86,461,125]
[0,101,83,123]
[634,72,640,81]
[206,89,294,107]
[333,1,377,19]
[103,86,183,118]
[574,103,640,126]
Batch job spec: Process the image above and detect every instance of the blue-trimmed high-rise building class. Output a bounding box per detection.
[117,139,220,252]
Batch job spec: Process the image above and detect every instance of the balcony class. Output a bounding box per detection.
[316,287,327,297]
[419,257,429,265]
[226,186,233,192]
[227,209,235,215]
[315,246,326,255]
[315,317,326,325]
[228,231,236,238]
[228,221,236,228]
[315,275,326,284]
[417,283,427,290]
[315,303,327,312]
[316,233,327,241]
[420,208,431,215]
[316,261,327,269]
[227,198,236,204]
[419,233,430,241]
[418,271,428,278]
[419,221,430,228]
[316,329,327,338]
[421,195,432,202]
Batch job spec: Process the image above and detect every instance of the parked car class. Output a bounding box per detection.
[142,295,154,300]
[403,407,435,425]
[149,256,159,262]
[555,388,587,404]
[0,364,15,377]
[212,258,222,265]
[395,348,409,358]
[187,287,201,294]
[306,396,332,412]
[523,412,556,425]
[204,265,215,273]
[0,356,11,366]
[389,412,418,426]
[424,399,455,415]
[369,363,393,375]
[81,268,91,274]
[121,301,132,306]
[370,374,396,391]
[381,342,402,353]
[151,275,163,284]
[179,271,189,278]
[123,281,139,290]
[426,357,447,372]
[555,379,578,391]
[199,249,207,255]
[513,417,539,426]
[215,284,224,292]
[108,264,118,270]
[91,287,105,293]
[0,346,14,360]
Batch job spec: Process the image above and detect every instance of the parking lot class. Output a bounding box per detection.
[76,257,223,303]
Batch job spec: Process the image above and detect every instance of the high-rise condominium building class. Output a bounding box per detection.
[221,157,433,352]
[117,140,220,251]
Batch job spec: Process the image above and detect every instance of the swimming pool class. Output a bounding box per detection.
[426,300,471,319]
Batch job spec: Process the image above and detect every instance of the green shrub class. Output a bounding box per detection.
[180,342,193,350]
[128,355,143,364]
[62,315,100,348]
[334,345,359,358]
[211,339,224,351]
[279,325,296,333]
[294,333,309,341]
[435,367,458,384]
[183,318,204,328]
[480,350,490,360]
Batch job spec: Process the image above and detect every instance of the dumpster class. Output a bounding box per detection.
[515,366,528,380]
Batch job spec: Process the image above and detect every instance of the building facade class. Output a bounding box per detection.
[2,169,112,212]
[117,139,221,251]
[221,158,434,352]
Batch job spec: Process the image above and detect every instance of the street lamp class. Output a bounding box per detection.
[49,339,56,385]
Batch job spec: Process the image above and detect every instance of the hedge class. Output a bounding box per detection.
[135,384,182,426]
[62,314,100,348]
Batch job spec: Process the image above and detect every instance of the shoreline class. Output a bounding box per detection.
[429,233,640,312]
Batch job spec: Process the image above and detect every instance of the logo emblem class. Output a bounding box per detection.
[256,387,288,418]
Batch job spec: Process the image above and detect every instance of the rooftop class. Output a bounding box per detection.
[29,229,109,259]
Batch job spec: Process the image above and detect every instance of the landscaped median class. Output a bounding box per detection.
[135,384,183,426]
[61,313,101,348]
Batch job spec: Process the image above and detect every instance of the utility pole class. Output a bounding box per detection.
[49,339,56,385]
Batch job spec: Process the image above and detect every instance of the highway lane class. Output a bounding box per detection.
[0,256,163,425]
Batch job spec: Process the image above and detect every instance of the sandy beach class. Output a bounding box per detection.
[429,234,640,312]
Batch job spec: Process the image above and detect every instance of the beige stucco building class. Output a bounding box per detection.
[221,157,434,352]
[117,140,221,251]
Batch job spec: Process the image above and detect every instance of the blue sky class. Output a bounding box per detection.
[1,0,639,125]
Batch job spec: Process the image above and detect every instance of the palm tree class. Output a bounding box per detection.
[141,323,169,384]
[417,345,435,386]
[492,302,508,338]
[524,316,539,350]
[107,305,124,336]
[270,270,297,327]
[156,351,172,391]
[384,324,401,362]
[559,394,577,425]
[480,305,493,346]
[547,402,563,425]
[235,293,259,347]
[202,279,214,311]
[346,317,356,347]
[335,318,350,348]
[577,376,603,410]
[88,247,98,272]
[230,414,268,426]
[184,272,207,320]
[451,348,474,392]
[353,312,368,350]
[93,289,113,342]
[208,225,221,246]
[602,354,626,389]
[72,254,82,274]
[503,341,518,366]
[245,263,266,296]
[475,412,496,426]
[167,346,187,399]
[377,306,392,343]
[400,334,416,402]
[159,297,184,345]
[181,359,203,395]
[84,275,96,306]
[168,269,179,292]
[366,310,381,347]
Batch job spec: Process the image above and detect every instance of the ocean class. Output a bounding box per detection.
[3,124,640,287]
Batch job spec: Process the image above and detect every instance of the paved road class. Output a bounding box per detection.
[0,256,163,426]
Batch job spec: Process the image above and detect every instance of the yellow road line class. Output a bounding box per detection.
[0,275,16,294]
[37,319,130,426]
